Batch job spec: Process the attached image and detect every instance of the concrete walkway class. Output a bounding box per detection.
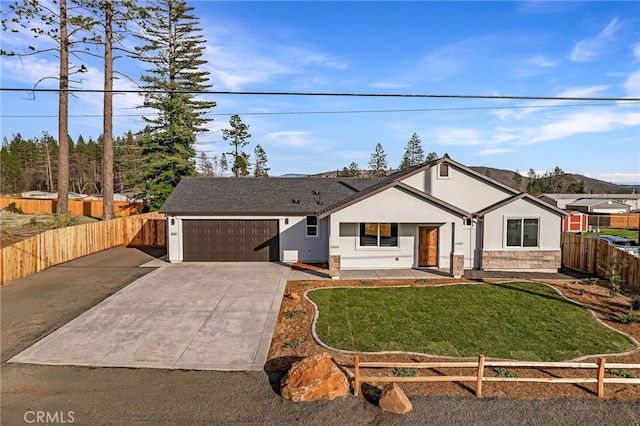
[10,262,290,371]
[288,266,453,281]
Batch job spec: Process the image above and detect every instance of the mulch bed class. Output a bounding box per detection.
[266,273,640,401]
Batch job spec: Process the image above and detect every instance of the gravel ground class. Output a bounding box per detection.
[1,248,639,425]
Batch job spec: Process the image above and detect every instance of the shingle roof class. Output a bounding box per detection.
[159,177,385,215]
[475,193,567,217]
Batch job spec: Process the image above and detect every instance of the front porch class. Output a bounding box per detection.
[288,264,452,281]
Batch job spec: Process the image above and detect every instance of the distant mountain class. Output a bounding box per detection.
[301,165,635,194]
[470,166,635,194]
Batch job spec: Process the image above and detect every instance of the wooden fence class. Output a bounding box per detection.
[0,196,142,217]
[561,233,640,289]
[353,355,640,399]
[0,212,166,285]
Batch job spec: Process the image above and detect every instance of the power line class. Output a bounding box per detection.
[2,101,638,119]
[1,86,639,102]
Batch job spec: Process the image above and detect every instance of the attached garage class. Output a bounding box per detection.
[182,219,279,262]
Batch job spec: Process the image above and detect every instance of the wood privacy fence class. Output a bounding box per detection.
[561,233,640,289]
[589,213,640,230]
[0,212,165,285]
[353,355,640,399]
[0,197,142,217]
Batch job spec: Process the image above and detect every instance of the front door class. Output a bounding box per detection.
[419,226,438,267]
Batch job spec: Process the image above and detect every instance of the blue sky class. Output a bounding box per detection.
[1,1,639,183]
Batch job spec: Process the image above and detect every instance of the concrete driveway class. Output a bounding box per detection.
[10,262,289,371]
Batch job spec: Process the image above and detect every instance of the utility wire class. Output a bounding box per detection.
[1,87,639,102]
[2,101,638,119]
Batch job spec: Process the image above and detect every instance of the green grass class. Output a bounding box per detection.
[584,229,639,240]
[308,282,636,362]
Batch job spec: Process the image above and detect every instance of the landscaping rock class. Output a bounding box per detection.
[280,352,350,402]
[287,292,301,300]
[378,383,413,414]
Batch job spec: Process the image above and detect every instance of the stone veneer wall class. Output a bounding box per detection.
[449,253,464,278]
[481,250,561,271]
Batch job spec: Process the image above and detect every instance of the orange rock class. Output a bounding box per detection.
[280,352,350,402]
[378,383,413,414]
[287,292,300,300]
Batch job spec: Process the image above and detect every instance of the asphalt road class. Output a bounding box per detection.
[1,247,639,425]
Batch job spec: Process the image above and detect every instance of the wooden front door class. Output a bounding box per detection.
[419,226,438,267]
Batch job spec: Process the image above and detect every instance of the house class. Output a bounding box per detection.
[160,157,566,277]
[540,193,640,211]
[564,199,631,214]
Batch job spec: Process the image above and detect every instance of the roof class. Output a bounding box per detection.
[566,199,630,209]
[541,193,640,200]
[316,156,518,218]
[475,193,567,217]
[159,176,384,215]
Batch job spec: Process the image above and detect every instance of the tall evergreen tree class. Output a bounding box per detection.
[341,162,361,177]
[222,115,251,177]
[198,152,214,176]
[2,0,98,213]
[426,151,439,162]
[133,0,215,210]
[368,143,388,177]
[253,144,269,177]
[399,133,425,169]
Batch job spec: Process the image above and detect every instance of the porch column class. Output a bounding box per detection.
[449,221,464,278]
[328,216,341,279]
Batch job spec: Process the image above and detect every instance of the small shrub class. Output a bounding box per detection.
[3,202,23,214]
[631,295,640,311]
[48,213,81,229]
[608,369,636,379]
[299,282,312,288]
[598,255,627,297]
[582,277,599,286]
[29,217,38,225]
[360,280,372,286]
[283,338,305,349]
[285,310,305,319]
[579,289,585,296]
[617,310,639,324]
[493,367,518,378]
[392,368,418,377]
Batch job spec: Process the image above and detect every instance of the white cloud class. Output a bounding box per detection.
[475,147,514,156]
[435,128,484,146]
[526,109,640,144]
[633,42,640,61]
[265,131,313,148]
[622,71,640,98]
[569,18,621,62]
[590,172,640,184]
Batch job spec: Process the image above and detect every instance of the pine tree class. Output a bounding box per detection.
[399,133,425,169]
[220,153,228,175]
[132,0,216,210]
[341,162,361,177]
[426,151,438,162]
[222,115,251,177]
[368,143,388,177]
[253,144,269,177]
[198,152,214,176]
[512,169,523,191]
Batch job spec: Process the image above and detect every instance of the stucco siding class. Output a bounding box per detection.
[280,216,329,263]
[482,198,562,251]
[400,167,513,213]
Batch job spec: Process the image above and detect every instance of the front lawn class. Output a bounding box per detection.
[308,282,636,361]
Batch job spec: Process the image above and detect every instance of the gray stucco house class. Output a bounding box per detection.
[160,156,566,277]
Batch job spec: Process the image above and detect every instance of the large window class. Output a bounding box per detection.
[506,218,539,247]
[306,216,318,237]
[359,223,398,247]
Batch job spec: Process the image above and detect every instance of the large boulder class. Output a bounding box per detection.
[378,383,413,414]
[280,352,350,402]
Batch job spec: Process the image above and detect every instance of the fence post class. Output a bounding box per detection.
[476,354,485,398]
[354,355,360,396]
[597,358,606,399]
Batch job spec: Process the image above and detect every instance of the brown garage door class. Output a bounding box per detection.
[182,219,279,262]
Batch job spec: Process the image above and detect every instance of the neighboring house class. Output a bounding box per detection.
[564,199,631,214]
[160,157,566,277]
[540,193,640,211]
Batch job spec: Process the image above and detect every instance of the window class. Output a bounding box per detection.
[306,216,318,237]
[506,218,539,248]
[439,163,449,178]
[359,223,398,247]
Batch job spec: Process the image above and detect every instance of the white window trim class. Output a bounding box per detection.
[356,222,401,250]
[305,215,319,239]
[503,216,540,249]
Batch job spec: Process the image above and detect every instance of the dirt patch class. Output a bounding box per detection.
[0,210,98,248]
[267,276,640,401]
